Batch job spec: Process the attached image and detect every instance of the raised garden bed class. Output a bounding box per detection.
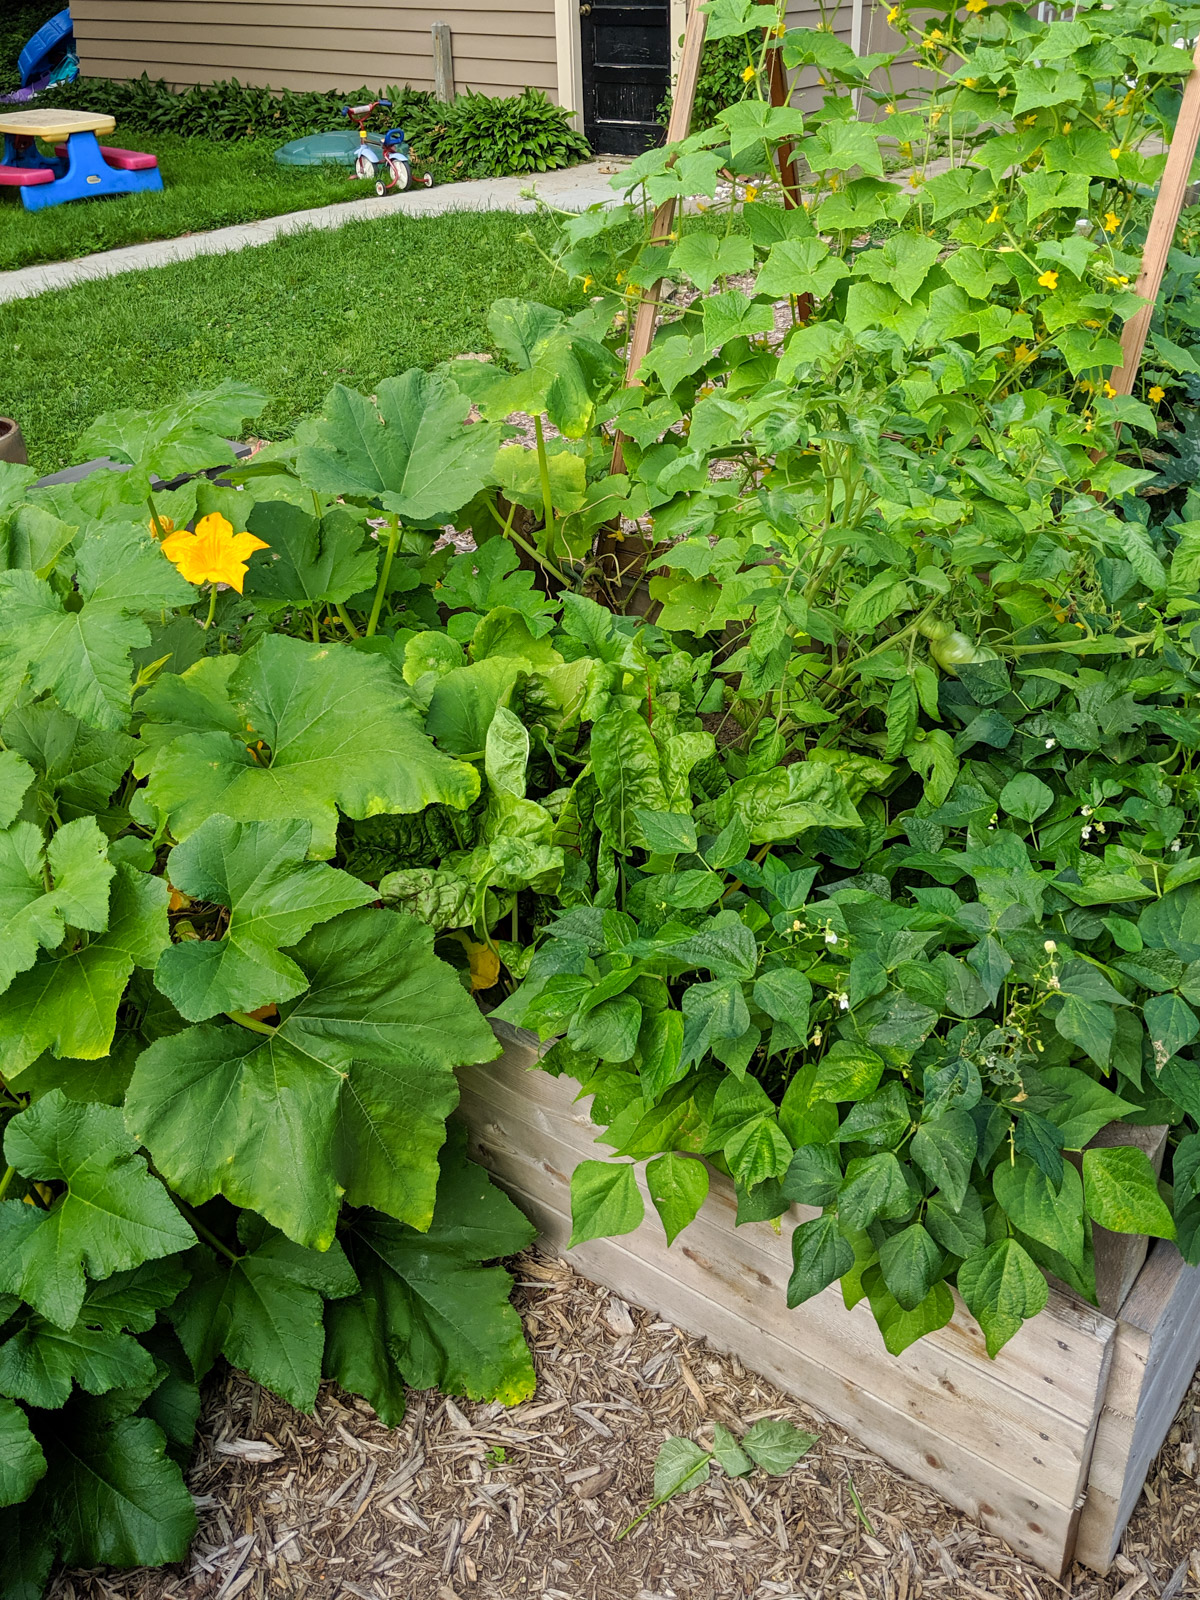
[459,1022,1200,1579]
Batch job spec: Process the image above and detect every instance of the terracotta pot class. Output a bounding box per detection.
[0,417,28,466]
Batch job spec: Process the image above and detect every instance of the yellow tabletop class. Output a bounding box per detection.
[0,109,116,139]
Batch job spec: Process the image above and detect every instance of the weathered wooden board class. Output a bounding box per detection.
[1074,1239,1200,1572]
[458,1031,1119,1576]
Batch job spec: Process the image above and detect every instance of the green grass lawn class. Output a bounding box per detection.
[0,134,384,272]
[1,207,584,476]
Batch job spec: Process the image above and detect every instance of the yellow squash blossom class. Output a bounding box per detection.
[1149,385,1166,403]
[1037,269,1059,290]
[1103,211,1120,233]
[161,513,269,594]
[148,514,176,540]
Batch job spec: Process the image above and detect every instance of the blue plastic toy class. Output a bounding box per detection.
[19,9,74,87]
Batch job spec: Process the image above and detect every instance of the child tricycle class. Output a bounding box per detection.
[341,99,432,193]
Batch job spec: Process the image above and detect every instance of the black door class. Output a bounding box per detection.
[580,1,670,156]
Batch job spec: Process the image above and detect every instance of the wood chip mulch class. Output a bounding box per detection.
[49,1247,1200,1600]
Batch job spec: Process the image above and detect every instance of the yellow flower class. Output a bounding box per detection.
[1102,380,1116,399]
[1106,273,1130,286]
[615,270,624,283]
[1014,342,1032,363]
[1103,211,1120,233]
[1022,114,1037,127]
[966,0,986,11]
[1037,269,1059,290]
[581,274,593,290]
[1104,98,1117,111]
[908,173,922,189]
[744,184,759,202]
[1149,385,1166,403]
[1109,147,1121,160]
[1061,121,1072,132]
[772,21,786,36]
[930,108,944,125]
[964,77,977,88]
[996,85,1009,97]
[1079,379,1094,394]
[742,65,757,82]
[885,103,896,115]
[161,513,269,594]
[987,204,1002,224]
[148,514,175,540]
[887,4,901,20]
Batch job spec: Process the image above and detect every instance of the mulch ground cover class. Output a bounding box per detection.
[45,1247,1200,1600]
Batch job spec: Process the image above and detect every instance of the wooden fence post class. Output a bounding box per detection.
[432,23,454,104]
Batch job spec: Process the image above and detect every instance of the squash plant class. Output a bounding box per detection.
[0,389,543,1598]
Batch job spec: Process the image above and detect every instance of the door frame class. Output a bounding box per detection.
[555,0,688,134]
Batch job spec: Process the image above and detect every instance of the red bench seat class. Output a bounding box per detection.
[54,143,158,171]
[0,164,54,186]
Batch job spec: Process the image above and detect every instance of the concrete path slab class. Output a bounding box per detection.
[0,160,621,304]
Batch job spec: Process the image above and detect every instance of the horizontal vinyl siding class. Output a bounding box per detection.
[72,0,558,98]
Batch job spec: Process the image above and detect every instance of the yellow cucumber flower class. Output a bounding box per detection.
[965,0,986,11]
[1037,269,1058,289]
[742,65,757,82]
[1149,385,1166,403]
[1103,211,1120,233]
[161,513,269,594]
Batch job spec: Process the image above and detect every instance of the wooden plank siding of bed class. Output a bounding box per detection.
[458,1031,1119,1578]
[71,0,559,99]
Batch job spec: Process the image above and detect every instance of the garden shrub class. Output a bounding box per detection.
[7,0,1200,1589]
[48,75,590,175]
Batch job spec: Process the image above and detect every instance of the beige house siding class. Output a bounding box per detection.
[71,0,559,99]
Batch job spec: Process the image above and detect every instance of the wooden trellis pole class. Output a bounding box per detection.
[1109,33,1200,396]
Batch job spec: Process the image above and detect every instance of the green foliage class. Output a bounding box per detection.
[10,0,1200,1579]
[416,88,592,179]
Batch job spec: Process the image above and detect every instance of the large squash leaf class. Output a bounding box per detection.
[0,1397,45,1507]
[154,815,373,1021]
[0,864,169,1079]
[0,1094,194,1329]
[324,1126,536,1425]
[169,1218,357,1412]
[127,908,499,1250]
[141,635,479,859]
[39,1403,196,1568]
[0,817,114,996]
[292,370,498,524]
[76,380,269,499]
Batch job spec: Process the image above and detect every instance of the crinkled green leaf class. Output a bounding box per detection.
[0,864,169,1079]
[324,1129,536,1425]
[170,1220,357,1413]
[243,501,378,607]
[142,635,479,859]
[0,817,114,996]
[0,1314,157,1411]
[0,1093,193,1329]
[293,371,499,522]
[155,815,373,1021]
[0,1397,46,1508]
[128,907,497,1249]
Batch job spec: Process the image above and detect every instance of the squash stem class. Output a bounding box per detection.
[366,514,401,637]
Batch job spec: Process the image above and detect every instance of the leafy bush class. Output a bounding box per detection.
[417,87,593,178]
[48,72,434,142]
[47,75,589,176]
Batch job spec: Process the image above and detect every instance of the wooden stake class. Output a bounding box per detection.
[608,0,709,478]
[1109,34,1200,396]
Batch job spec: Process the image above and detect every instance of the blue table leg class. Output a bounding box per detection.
[3,132,61,178]
[20,130,163,212]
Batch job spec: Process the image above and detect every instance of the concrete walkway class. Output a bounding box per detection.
[0,160,621,304]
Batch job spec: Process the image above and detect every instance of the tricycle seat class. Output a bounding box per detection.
[53,142,158,171]
[0,164,54,186]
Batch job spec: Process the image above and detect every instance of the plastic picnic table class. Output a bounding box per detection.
[0,108,163,211]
